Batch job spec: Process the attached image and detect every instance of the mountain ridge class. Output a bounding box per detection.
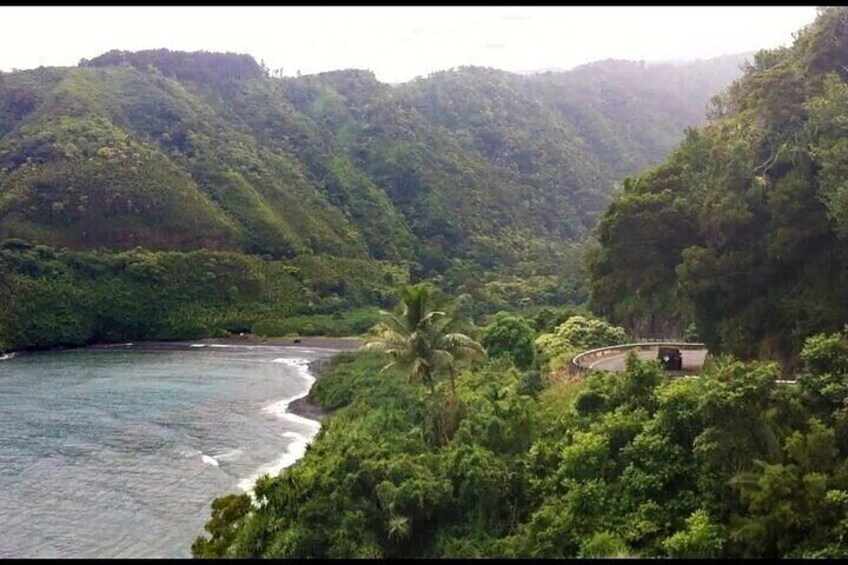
[0,49,747,277]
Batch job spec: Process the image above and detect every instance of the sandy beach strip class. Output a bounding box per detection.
[193,335,364,350]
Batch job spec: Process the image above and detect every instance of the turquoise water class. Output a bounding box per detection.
[0,343,337,558]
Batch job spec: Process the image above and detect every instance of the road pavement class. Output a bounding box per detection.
[586,347,708,373]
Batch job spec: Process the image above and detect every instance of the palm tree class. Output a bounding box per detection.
[365,283,485,396]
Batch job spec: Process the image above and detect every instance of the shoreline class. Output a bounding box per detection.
[237,347,352,493]
[187,335,356,424]
[4,335,358,492]
[140,336,358,424]
[287,357,334,422]
[193,335,363,351]
[2,334,364,358]
[6,335,357,420]
[227,338,358,492]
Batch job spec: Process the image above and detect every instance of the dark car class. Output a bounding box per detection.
[657,346,683,370]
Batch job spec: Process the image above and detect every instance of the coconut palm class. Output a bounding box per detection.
[365,283,485,395]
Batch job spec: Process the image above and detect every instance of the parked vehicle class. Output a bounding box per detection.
[657,346,683,370]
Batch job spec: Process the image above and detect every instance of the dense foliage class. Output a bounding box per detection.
[589,7,848,369]
[0,50,743,282]
[481,312,537,369]
[193,325,848,558]
[535,315,628,371]
[0,239,405,352]
[0,49,745,352]
[3,11,837,559]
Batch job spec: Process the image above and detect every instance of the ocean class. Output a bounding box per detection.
[0,343,337,558]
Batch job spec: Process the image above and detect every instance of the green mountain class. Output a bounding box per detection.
[588,7,848,369]
[0,48,747,352]
[0,49,746,271]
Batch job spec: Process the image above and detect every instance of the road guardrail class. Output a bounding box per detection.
[571,341,706,372]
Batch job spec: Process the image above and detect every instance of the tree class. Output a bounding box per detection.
[365,283,485,395]
[662,509,724,557]
[482,312,536,369]
[191,493,253,557]
[535,315,627,369]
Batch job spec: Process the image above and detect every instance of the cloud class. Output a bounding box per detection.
[0,6,820,84]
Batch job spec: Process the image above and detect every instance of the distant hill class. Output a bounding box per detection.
[0,49,746,275]
[514,51,753,75]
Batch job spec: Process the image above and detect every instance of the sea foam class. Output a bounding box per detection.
[237,358,321,494]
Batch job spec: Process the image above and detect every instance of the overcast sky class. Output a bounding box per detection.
[0,6,819,83]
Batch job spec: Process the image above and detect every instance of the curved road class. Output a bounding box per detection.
[586,347,709,373]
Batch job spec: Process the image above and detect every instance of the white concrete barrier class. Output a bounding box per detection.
[571,341,706,371]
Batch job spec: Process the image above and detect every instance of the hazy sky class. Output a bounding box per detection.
[0,6,819,83]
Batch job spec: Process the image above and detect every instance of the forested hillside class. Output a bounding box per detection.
[0,48,745,352]
[588,6,848,370]
[0,240,406,353]
[0,49,745,266]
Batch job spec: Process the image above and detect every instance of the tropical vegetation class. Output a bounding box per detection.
[0,49,746,353]
[191,8,848,558]
[193,303,848,558]
[4,5,846,560]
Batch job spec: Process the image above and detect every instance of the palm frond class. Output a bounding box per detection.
[382,313,412,337]
[420,310,447,326]
[441,333,487,357]
[431,349,455,369]
[379,361,398,374]
[409,357,431,384]
[366,331,407,349]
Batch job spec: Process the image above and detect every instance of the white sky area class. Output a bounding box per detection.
[0,6,820,83]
